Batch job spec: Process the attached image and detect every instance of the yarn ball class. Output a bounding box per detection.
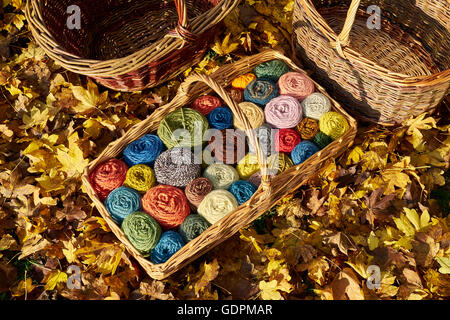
[89,159,128,201]
[228,88,244,104]
[105,186,141,224]
[291,141,320,165]
[254,60,290,80]
[154,147,201,187]
[198,190,238,224]
[236,153,260,180]
[243,79,279,106]
[296,118,319,140]
[313,131,334,150]
[275,128,301,153]
[123,134,163,167]
[232,73,256,90]
[157,108,209,149]
[234,102,265,130]
[192,95,222,116]
[265,95,303,129]
[301,93,331,120]
[207,129,247,164]
[185,177,214,208]
[278,72,315,101]
[207,106,234,130]
[228,180,257,205]
[248,124,276,157]
[203,163,239,190]
[178,214,211,243]
[268,153,294,175]
[142,185,190,229]
[150,231,185,264]
[319,112,350,140]
[121,211,162,257]
[248,171,262,187]
[124,164,156,193]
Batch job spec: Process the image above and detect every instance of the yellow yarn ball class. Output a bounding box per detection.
[124,164,156,193]
[232,73,256,90]
[236,153,260,180]
[319,112,349,140]
[234,102,265,130]
[268,153,294,175]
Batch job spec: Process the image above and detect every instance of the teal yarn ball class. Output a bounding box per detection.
[105,186,141,224]
[244,79,279,106]
[150,231,185,264]
[254,60,290,81]
[121,211,162,257]
[178,214,211,243]
[313,131,333,150]
[207,106,234,130]
[228,180,257,205]
[291,141,320,165]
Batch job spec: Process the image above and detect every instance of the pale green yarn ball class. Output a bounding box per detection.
[197,190,238,224]
[203,163,239,190]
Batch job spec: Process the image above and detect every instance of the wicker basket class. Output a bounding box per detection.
[25,0,239,92]
[81,50,357,280]
[293,0,450,125]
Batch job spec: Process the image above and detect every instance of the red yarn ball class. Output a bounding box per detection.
[192,95,222,116]
[89,159,128,201]
[142,185,190,229]
[276,128,302,153]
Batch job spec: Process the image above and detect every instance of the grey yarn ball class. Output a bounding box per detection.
[154,147,201,187]
[249,124,277,157]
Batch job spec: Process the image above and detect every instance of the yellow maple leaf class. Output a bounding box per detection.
[211,34,240,56]
[71,79,108,113]
[44,270,68,291]
[404,113,437,150]
[259,280,283,300]
[11,278,35,297]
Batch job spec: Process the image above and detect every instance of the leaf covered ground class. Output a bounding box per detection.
[0,0,449,300]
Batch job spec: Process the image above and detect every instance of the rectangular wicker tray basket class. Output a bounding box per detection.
[81,50,357,280]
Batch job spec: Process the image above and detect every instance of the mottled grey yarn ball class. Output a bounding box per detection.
[248,124,277,157]
[154,147,201,187]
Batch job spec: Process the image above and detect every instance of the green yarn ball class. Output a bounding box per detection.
[158,108,209,149]
[178,214,211,243]
[313,131,333,150]
[254,60,290,81]
[121,211,162,257]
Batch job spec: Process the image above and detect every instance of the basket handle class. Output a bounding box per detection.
[166,0,199,44]
[329,0,361,58]
[179,73,273,195]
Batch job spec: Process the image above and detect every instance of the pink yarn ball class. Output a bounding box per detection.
[278,72,315,101]
[264,95,303,129]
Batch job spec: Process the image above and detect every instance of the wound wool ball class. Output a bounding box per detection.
[178,214,211,243]
[264,95,303,129]
[236,153,260,180]
[291,141,320,165]
[203,163,239,190]
[154,147,201,187]
[207,106,234,130]
[191,95,222,116]
[319,112,350,140]
[124,164,156,193]
[296,118,319,140]
[157,108,209,149]
[150,231,185,264]
[248,124,276,157]
[248,171,263,187]
[89,159,128,201]
[123,134,163,167]
[105,186,141,224]
[232,73,256,90]
[184,177,213,208]
[278,72,315,101]
[198,190,238,225]
[234,102,265,130]
[228,180,257,205]
[275,128,301,153]
[142,185,190,229]
[207,129,247,164]
[243,79,279,106]
[301,93,331,120]
[268,153,294,175]
[254,60,290,80]
[313,131,334,150]
[121,211,162,257]
[228,88,244,104]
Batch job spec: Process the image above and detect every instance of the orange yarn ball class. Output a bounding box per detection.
[232,73,256,90]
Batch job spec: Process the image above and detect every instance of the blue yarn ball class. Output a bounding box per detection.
[291,141,320,165]
[207,107,233,130]
[150,231,185,264]
[123,134,164,167]
[228,180,257,205]
[244,78,279,107]
[105,186,141,224]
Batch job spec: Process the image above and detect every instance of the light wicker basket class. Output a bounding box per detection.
[293,0,450,125]
[25,0,239,92]
[81,50,357,280]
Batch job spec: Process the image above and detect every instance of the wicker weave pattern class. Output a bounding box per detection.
[81,50,357,280]
[293,0,450,125]
[25,0,239,91]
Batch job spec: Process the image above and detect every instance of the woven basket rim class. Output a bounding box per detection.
[298,0,450,85]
